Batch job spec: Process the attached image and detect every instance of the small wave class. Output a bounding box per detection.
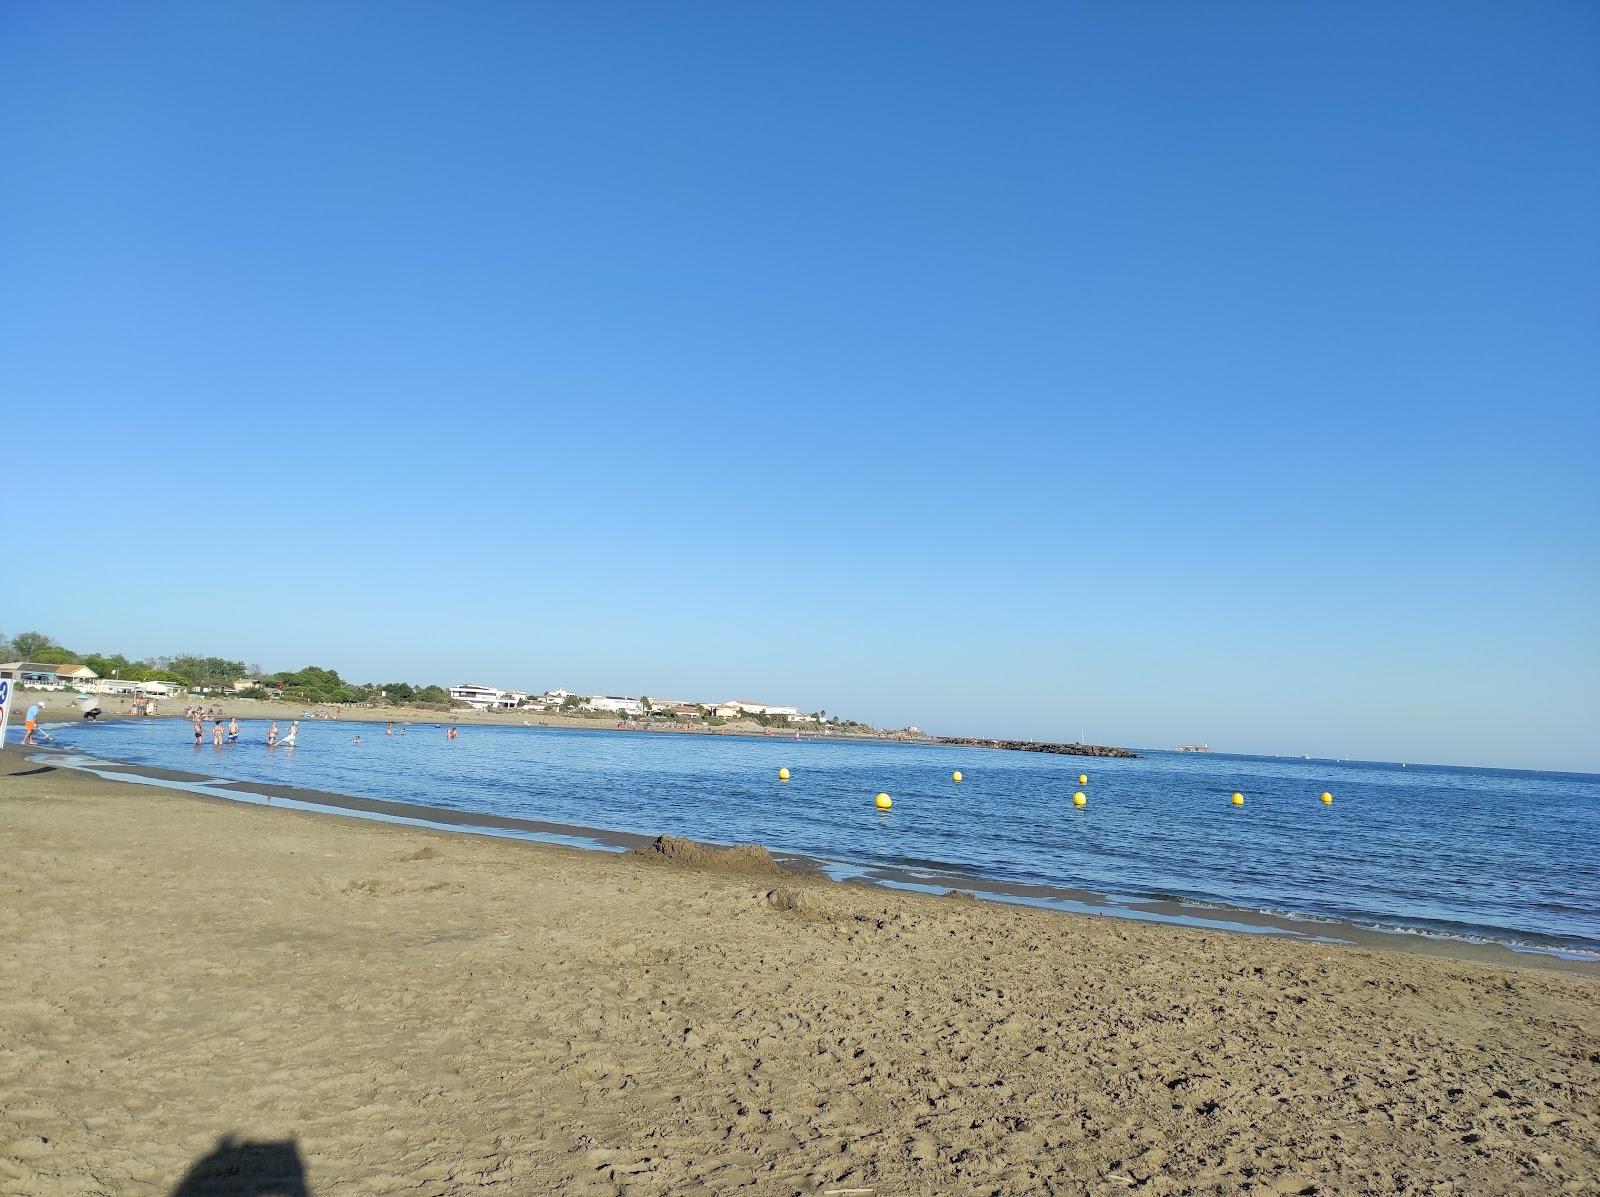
[1353,920,1600,961]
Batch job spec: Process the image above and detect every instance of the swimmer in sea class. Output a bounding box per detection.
[267,721,279,748]
[212,719,224,747]
[227,717,239,743]
[280,720,299,748]
[352,735,362,744]
[193,713,204,745]
[386,722,393,736]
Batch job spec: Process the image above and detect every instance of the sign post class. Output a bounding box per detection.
[0,678,12,748]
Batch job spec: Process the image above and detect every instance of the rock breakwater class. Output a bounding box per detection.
[935,737,1136,758]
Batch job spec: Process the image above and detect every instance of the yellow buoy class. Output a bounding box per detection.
[1320,791,1333,804]
[875,792,892,810]
[778,767,790,781]
[952,770,963,783]
[1078,773,1088,785]
[1231,792,1245,806]
[1072,791,1087,807]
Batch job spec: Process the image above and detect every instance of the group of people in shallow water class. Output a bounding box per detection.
[190,713,297,748]
[188,717,460,749]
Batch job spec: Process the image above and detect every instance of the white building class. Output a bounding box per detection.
[584,695,644,717]
[449,683,525,710]
[719,701,803,718]
[83,678,178,698]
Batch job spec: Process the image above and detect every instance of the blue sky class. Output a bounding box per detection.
[2,2,1595,770]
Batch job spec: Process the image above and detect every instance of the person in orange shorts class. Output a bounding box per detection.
[21,699,45,746]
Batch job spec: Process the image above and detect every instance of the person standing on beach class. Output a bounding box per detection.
[21,700,44,746]
[267,721,279,748]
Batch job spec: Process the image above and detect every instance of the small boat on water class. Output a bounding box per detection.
[1175,744,1212,753]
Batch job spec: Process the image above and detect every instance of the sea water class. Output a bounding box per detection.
[19,719,1600,958]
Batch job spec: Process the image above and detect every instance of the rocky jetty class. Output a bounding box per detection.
[935,737,1136,759]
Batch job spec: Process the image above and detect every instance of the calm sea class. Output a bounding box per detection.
[19,719,1600,958]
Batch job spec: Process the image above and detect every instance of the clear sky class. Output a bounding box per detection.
[2,2,1596,771]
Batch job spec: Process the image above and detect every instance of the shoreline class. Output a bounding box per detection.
[44,699,939,744]
[13,738,1596,974]
[29,699,1134,757]
[2,749,1597,1194]
[6,742,1593,1190]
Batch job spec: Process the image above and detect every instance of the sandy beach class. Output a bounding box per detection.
[72,698,918,743]
[2,749,1596,1196]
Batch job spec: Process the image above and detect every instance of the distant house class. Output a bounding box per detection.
[449,683,524,710]
[584,695,644,717]
[709,704,742,719]
[718,701,803,718]
[83,677,178,698]
[660,703,701,720]
[522,689,572,710]
[0,661,98,690]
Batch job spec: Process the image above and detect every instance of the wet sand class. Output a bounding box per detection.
[1,750,1596,1195]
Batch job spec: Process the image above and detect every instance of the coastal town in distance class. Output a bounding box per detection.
[0,635,901,734]
[1,642,1136,758]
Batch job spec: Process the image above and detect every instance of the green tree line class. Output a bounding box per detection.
[1,629,449,708]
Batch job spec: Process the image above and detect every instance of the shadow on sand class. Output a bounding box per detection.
[169,1135,310,1196]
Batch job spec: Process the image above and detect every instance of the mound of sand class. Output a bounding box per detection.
[631,834,783,876]
[762,886,838,921]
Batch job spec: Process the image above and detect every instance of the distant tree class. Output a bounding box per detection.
[30,646,78,665]
[168,655,249,687]
[82,653,134,678]
[11,631,56,660]
[561,694,586,710]
[382,681,417,704]
[640,695,652,714]
[265,664,350,704]
[414,684,450,706]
